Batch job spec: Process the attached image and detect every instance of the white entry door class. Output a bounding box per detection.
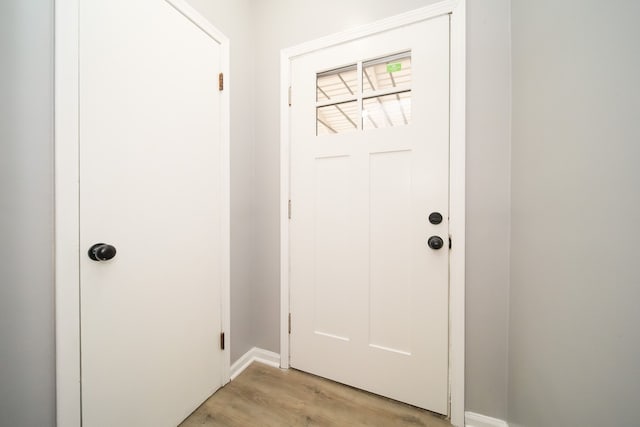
[79,1,227,426]
[289,15,450,414]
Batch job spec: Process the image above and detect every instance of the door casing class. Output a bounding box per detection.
[54,1,231,425]
[279,1,466,425]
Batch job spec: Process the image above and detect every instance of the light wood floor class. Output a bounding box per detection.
[180,362,452,427]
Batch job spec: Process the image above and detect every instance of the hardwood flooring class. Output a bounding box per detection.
[180,362,452,427]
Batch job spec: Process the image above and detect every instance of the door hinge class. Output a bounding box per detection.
[449,235,452,249]
[218,72,224,91]
[220,332,225,350]
[288,313,292,334]
[288,199,292,219]
[288,86,292,106]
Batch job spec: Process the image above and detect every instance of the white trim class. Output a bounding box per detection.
[54,2,231,425]
[279,47,291,369]
[54,1,81,425]
[448,1,466,426]
[465,412,510,427]
[279,1,466,425]
[283,0,459,60]
[230,348,282,381]
[164,0,228,45]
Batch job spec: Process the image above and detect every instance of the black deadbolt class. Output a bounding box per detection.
[427,236,444,250]
[429,212,443,225]
[88,243,117,261]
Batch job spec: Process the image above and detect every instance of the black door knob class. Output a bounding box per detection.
[427,236,444,250]
[88,243,117,261]
[429,212,443,224]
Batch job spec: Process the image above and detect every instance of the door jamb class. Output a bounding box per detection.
[279,1,466,425]
[54,1,231,425]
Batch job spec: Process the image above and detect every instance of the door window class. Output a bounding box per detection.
[315,52,412,135]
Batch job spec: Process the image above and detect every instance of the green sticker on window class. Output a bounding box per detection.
[386,62,402,73]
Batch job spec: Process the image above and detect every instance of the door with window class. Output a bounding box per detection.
[288,15,450,413]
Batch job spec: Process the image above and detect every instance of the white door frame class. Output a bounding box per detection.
[54,1,231,425]
[279,1,466,425]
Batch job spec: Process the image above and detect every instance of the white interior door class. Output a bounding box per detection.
[79,1,227,426]
[289,15,450,414]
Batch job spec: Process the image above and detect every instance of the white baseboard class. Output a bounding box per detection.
[465,411,509,427]
[230,347,281,380]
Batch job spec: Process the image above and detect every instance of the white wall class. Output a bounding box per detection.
[0,0,56,426]
[509,1,640,426]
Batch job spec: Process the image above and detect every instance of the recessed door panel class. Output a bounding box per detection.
[314,155,354,341]
[369,150,412,354]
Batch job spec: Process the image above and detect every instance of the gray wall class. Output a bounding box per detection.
[0,1,515,424]
[0,1,56,426]
[466,0,511,419]
[509,1,640,426]
[249,0,512,420]
[182,5,514,421]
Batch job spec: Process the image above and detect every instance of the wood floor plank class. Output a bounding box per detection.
[180,363,452,427]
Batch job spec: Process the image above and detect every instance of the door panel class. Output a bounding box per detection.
[314,155,354,340]
[369,150,412,354]
[79,1,224,425]
[289,15,450,414]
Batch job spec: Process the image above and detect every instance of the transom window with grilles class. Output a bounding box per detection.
[316,52,412,136]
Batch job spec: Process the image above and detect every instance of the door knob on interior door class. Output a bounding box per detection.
[88,243,117,261]
[427,236,444,250]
